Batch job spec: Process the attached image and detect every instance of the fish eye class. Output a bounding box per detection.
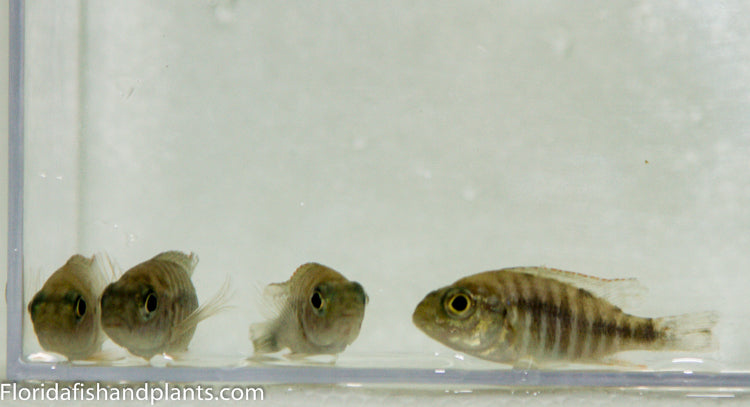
[75,296,86,318]
[144,292,158,313]
[310,290,324,311]
[445,291,473,317]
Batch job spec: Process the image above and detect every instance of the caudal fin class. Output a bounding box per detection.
[654,311,719,352]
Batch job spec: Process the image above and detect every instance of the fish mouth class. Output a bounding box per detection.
[100,311,131,331]
[412,312,430,332]
[411,298,438,333]
[102,319,124,328]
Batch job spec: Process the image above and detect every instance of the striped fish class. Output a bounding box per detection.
[412,267,718,365]
[100,251,227,359]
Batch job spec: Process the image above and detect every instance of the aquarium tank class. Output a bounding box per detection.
[7,0,750,388]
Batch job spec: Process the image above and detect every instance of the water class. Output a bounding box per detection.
[18,0,750,380]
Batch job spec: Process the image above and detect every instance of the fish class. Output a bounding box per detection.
[412,266,718,366]
[249,262,368,355]
[27,254,109,360]
[99,251,228,359]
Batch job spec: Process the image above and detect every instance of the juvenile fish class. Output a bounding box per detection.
[249,263,368,355]
[412,267,718,365]
[100,251,227,359]
[28,254,108,360]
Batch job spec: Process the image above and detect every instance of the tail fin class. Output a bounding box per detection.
[654,311,719,352]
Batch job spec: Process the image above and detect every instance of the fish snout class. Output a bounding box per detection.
[411,290,442,329]
[351,281,368,305]
[27,292,47,321]
[99,286,113,312]
[412,300,427,326]
[99,285,124,325]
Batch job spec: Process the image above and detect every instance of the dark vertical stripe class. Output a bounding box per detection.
[634,318,657,343]
[558,286,572,358]
[573,289,589,359]
[621,316,633,342]
[588,304,602,359]
[544,282,558,355]
[594,314,613,357]
[610,313,623,353]
[528,275,544,353]
[516,274,532,357]
[500,273,519,351]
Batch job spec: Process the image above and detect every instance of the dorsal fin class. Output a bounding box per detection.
[65,254,94,268]
[60,254,108,294]
[505,266,648,309]
[289,263,323,281]
[152,251,199,277]
[93,251,120,284]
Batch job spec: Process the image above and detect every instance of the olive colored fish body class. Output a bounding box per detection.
[100,251,223,359]
[250,263,368,355]
[28,254,108,360]
[413,267,718,365]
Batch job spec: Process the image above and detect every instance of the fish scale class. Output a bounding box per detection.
[413,267,718,365]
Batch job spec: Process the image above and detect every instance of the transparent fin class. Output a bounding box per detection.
[25,266,43,301]
[65,254,94,269]
[152,250,199,277]
[93,251,120,284]
[654,311,719,352]
[511,356,539,370]
[249,321,281,354]
[249,280,292,354]
[81,348,128,363]
[507,266,648,309]
[599,357,647,370]
[290,262,320,280]
[90,252,116,293]
[283,353,338,365]
[171,276,232,339]
[259,281,290,319]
